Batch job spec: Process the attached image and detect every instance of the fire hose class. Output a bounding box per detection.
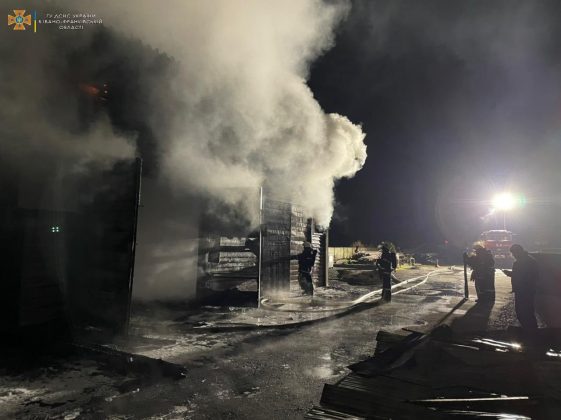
[184,268,453,332]
[260,267,450,313]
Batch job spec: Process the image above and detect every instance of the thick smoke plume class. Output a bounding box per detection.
[1,0,367,300]
[88,0,367,226]
[310,0,561,246]
[0,17,135,186]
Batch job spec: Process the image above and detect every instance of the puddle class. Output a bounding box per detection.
[215,388,232,400]
[63,408,82,420]
[0,387,36,403]
[240,386,261,398]
[378,315,427,328]
[306,365,338,379]
[305,361,348,380]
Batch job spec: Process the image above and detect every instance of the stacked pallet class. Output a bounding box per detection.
[198,236,258,291]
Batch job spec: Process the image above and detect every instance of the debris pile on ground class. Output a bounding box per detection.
[352,251,380,264]
[310,325,561,418]
[338,269,380,286]
[0,341,187,420]
[332,249,382,266]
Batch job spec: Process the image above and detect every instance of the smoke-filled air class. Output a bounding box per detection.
[87,0,367,226]
[0,0,367,300]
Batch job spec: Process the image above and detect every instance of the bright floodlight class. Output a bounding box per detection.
[492,192,516,211]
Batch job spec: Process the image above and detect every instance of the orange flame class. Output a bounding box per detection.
[79,83,101,96]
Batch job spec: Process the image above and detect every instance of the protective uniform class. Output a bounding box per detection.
[377,246,397,302]
[464,246,495,302]
[292,243,317,296]
[504,245,538,330]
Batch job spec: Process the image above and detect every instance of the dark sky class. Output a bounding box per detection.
[309,0,561,250]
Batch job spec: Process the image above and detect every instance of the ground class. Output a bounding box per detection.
[0,267,520,419]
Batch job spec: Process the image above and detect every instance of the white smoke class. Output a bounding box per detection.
[86,0,367,226]
[1,0,367,300]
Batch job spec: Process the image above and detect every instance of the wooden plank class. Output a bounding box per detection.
[219,237,248,247]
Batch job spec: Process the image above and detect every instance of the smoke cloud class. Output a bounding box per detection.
[0,18,135,186]
[86,0,367,226]
[1,0,367,300]
[98,0,368,299]
[309,0,561,246]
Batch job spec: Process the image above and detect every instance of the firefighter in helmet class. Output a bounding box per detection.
[463,244,495,302]
[291,241,317,296]
[377,244,397,302]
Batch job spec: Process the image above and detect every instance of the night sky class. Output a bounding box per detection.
[310,0,561,250]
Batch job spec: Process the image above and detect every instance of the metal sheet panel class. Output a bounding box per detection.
[0,158,141,335]
[66,158,142,335]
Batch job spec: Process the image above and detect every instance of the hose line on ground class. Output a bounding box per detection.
[259,268,450,313]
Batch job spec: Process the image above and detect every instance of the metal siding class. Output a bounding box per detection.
[17,210,66,327]
[66,159,141,335]
[0,159,140,335]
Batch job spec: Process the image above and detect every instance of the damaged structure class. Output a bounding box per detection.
[307,253,561,419]
[309,326,561,419]
[0,158,142,338]
[196,191,329,304]
[0,26,165,339]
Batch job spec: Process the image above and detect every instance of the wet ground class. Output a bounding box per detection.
[0,267,519,419]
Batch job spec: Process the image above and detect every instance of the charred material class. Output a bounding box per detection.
[196,194,329,305]
[312,326,561,419]
[0,158,142,339]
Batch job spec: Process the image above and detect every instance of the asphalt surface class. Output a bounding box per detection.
[0,267,519,419]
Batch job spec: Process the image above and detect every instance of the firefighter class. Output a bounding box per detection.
[377,244,397,302]
[502,244,539,331]
[463,244,495,302]
[291,242,317,296]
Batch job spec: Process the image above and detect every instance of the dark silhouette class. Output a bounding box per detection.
[291,242,317,296]
[463,245,495,302]
[450,300,494,333]
[502,244,539,331]
[377,245,397,302]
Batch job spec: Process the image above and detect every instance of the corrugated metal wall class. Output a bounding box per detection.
[16,210,67,328]
[65,158,142,335]
[0,158,141,335]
